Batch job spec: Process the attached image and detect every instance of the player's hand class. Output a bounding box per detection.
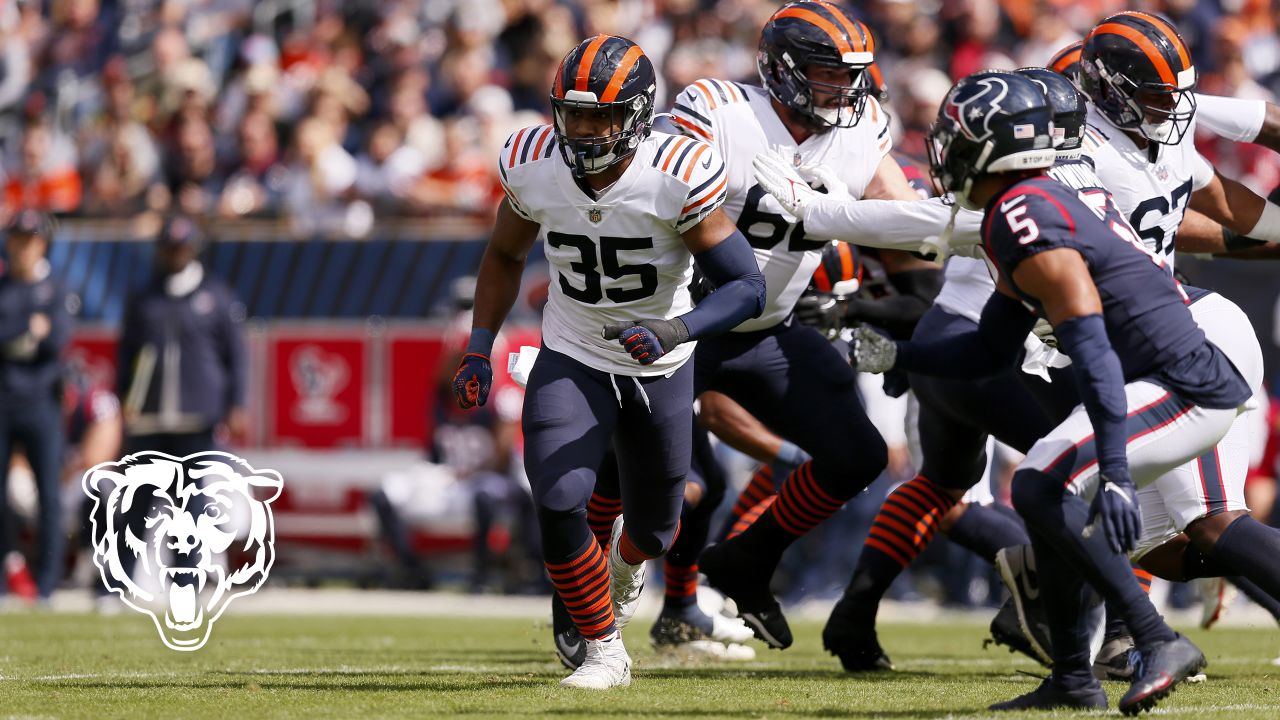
[1086,469,1140,555]
[452,353,492,408]
[602,319,690,365]
[1031,318,1059,348]
[793,293,844,337]
[28,313,50,340]
[796,162,849,198]
[849,325,896,374]
[752,151,819,219]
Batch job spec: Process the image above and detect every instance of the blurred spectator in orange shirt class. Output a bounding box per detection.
[3,117,81,214]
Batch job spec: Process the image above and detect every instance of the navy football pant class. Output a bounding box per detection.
[523,347,691,564]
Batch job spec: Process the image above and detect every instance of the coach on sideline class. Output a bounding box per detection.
[0,209,71,603]
[117,215,248,458]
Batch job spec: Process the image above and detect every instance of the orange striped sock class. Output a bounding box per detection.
[618,520,679,565]
[863,475,958,568]
[730,465,777,525]
[1133,566,1154,594]
[728,496,776,539]
[768,461,846,537]
[546,540,616,640]
[664,561,699,605]
[587,491,623,549]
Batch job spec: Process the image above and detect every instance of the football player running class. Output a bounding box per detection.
[856,70,1256,714]
[666,0,939,651]
[453,35,765,690]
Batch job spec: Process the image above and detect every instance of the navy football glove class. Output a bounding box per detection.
[452,353,492,409]
[602,319,690,365]
[1086,469,1140,555]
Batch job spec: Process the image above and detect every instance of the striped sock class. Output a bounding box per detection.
[768,461,846,537]
[1132,566,1154,594]
[663,561,699,609]
[862,475,959,568]
[728,496,776,539]
[587,491,623,549]
[618,520,679,565]
[546,539,616,640]
[730,465,777,525]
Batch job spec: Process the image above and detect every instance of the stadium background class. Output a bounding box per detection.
[4,0,1280,608]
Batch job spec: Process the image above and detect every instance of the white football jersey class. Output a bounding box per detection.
[1080,105,1215,268]
[671,79,892,331]
[498,125,728,377]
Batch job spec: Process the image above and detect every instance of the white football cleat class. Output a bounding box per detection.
[559,632,632,689]
[1198,577,1236,630]
[710,612,755,645]
[608,516,646,628]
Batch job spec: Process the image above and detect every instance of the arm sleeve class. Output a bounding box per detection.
[1195,94,1267,143]
[678,228,765,339]
[890,286,1039,376]
[803,196,983,252]
[1055,313,1129,475]
[893,291,1036,378]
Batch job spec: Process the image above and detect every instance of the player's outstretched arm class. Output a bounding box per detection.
[1196,94,1280,154]
[752,151,982,253]
[453,199,539,408]
[1172,208,1280,259]
[698,390,803,466]
[1190,170,1280,244]
[603,209,764,365]
[853,279,1033,377]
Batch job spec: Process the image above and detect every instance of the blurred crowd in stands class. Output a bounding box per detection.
[0,0,1278,237]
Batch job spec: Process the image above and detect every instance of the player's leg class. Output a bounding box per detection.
[699,322,887,649]
[1005,382,1233,712]
[521,348,625,688]
[587,451,622,549]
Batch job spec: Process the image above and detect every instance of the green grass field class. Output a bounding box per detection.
[1,612,1277,719]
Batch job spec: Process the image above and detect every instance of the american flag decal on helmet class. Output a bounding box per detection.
[1013,124,1035,139]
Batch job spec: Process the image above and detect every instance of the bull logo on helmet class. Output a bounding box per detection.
[942,76,1010,142]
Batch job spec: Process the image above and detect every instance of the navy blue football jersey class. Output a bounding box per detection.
[981,175,1249,410]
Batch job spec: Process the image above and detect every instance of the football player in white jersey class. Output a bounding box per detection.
[664,0,940,651]
[452,35,765,690]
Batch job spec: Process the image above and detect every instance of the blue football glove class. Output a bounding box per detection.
[1086,468,1140,555]
[602,319,689,365]
[452,353,492,409]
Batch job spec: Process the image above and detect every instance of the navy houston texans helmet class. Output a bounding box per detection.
[927,71,1056,209]
[1080,11,1197,146]
[757,1,876,130]
[550,35,657,176]
[1016,67,1087,156]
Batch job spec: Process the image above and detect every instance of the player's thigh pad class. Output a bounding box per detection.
[1020,380,1238,500]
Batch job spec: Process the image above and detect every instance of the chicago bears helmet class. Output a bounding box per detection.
[550,35,656,177]
[1080,11,1196,146]
[757,1,876,130]
[1048,40,1083,83]
[812,241,862,296]
[1016,67,1087,156]
[926,71,1056,210]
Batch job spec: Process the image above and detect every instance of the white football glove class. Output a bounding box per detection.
[849,326,897,374]
[752,151,820,219]
[795,161,849,198]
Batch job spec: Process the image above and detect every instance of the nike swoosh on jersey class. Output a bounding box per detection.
[701,154,713,169]
[999,196,1026,213]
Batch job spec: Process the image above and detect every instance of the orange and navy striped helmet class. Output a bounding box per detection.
[1081,12,1197,146]
[1048,40,1083,84]
[811,241,862,296]
[757,1,877,130]
[550,35,656,176]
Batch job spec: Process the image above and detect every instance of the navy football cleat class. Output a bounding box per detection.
[823,609,894,672]
[552,592,587,670]
[987,596,1051,668]
[990,677,1108,711]
[1119,635,1206,715]
[699,543,792,649]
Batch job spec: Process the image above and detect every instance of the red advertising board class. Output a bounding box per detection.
[270,335,366,447]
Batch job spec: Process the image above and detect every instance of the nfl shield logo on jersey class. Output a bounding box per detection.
[588,208,603,224]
